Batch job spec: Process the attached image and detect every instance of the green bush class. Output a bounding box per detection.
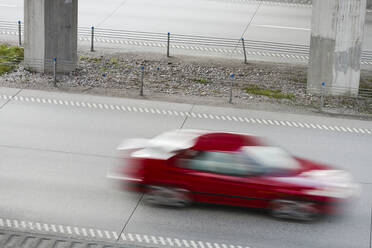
[0,44,24,75]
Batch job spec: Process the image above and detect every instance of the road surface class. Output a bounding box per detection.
[0,0,371,50]
[0,87,371,248]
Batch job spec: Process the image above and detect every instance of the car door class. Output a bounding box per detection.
[170,150,274,208]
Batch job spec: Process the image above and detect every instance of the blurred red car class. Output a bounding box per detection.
[108,129,359,220]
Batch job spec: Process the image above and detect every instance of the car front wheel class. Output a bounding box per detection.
[270,199,319,221]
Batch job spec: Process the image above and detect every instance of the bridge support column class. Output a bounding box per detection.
[24,0,78,73]
[307,0,366,96]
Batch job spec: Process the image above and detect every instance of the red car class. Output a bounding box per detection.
[109,129,359,220]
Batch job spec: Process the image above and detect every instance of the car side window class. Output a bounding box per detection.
[188,151,251,176]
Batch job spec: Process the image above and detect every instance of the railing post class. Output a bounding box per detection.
[91,26,95,52]
[229,73,235,104]
[53,58,57,86]
[140,66,145,96]
[167,32,170,57]
[18,20,22,47]
[320,82,325,110]
[241,38,247,64]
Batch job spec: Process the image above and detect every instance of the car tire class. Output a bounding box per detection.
[270,199,319,221]
[144,185,192,207]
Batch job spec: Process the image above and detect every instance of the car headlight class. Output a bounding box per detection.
[305,185,359,199]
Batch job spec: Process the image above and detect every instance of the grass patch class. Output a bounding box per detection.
[193,78,210,84]
[109,57,118,65]
[244,85,295,100]
[79,56,102,63]
[0,44,24,75]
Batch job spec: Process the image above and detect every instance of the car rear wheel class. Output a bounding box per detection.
[270,200,319,221]
[144,186,191,207]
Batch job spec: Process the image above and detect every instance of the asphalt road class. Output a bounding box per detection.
[0,87,371,248]
[1,0,372,50]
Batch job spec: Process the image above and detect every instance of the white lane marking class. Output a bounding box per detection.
[152,236,159,244]
[252,24,310,31]
[59,225,65,233]
[105,230,111,239]
[5,93,370,135]
[159,236,167,245]
[89,229,95,237]
[112,231,119,240]
[43,223,49,231]
[167,237,175,246]
[97,229,103,238]
[121,233,127,241]
[135,234,143,242]
[82,228,88,236]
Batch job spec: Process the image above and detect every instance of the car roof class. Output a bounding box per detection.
[191,130,262,152]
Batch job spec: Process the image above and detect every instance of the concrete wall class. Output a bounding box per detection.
[307,0,366,96]
[24,0,45,72]
[24,0,78,73]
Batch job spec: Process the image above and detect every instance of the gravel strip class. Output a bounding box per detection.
[1,48,372,118]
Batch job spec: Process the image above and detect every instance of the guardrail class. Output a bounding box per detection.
[1,20,372,65]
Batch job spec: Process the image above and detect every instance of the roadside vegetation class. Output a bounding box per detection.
[0,44,24,75]
[244,85,295,100]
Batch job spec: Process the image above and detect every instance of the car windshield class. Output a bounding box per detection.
[242,146,300,170]
[147,130,203,153]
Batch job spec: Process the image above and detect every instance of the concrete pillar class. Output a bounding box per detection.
[307,0,366,96]
[24,0,78,73]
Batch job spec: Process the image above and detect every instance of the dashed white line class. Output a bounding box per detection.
[0,93,370,135]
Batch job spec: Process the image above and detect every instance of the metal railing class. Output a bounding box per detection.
[1,20,372,65]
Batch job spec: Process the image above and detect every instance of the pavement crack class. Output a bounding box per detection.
[0,144,120,159]
[0,88,22,111]
[96,0,128,27]
[179,104,195,129]
[116,193,144,242]
[370,204,372,248]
